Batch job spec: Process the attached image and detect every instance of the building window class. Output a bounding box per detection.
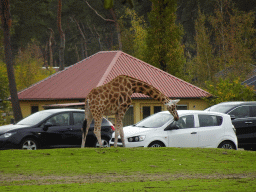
[154,106,162,114]
[31,106,39,114]
[142,106,151,119]
[177,105,187,110]
[123,106,134,126]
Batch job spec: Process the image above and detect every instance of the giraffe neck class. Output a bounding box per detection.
[127,76,170,104]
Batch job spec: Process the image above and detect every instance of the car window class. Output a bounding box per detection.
[17,111,53,125]
[198,115,222,127]
[73,113,84,126]
[229,106,249,118]
[206,105,237,113]
[174,115,194,129]
[90,118,112,127]
[250,106,256,117]
[47,113,70,126]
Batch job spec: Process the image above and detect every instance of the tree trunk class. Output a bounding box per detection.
[48,28,54,67]
[109,8,122,50]
[0,0,23,122]
[57,0,65,71]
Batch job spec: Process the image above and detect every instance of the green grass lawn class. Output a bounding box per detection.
[0,147,255,191]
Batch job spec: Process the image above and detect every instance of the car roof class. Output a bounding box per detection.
[160,110,228,116]
[215,101,256,106]
[41,109,85,113]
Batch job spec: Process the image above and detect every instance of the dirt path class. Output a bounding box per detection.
[1,173,255,185]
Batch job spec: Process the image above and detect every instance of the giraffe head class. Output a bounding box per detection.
[165,99,180,121]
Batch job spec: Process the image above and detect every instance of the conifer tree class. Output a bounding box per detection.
[145,0,185,77]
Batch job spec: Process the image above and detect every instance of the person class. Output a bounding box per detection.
[56,115,66,125]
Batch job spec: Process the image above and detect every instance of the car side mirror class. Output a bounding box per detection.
[164,122,179,131]
[230,115,236,120]
[43,122,53,131]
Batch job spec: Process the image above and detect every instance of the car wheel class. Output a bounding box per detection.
[148,141,165,147]
[20,138,38,150]
[218,141,235,149]
[94,138,109,148]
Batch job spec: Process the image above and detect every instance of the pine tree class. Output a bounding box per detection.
[145,0,185,77]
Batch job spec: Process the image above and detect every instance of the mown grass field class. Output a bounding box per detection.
[0,147,255,191]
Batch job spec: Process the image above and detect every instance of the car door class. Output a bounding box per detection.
[197,114,223,148]
[228,105,253,145]
[166,115,199,147]
[41,112,72,147]
[249,106,256,145]
[66,112,85,145]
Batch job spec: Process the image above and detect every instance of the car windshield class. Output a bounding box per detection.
[206,105,237,113]
[16,111,54,125]
[135,113,173,128]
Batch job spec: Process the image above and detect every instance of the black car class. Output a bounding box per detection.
[205,101,256,150]
[0,109,115,150]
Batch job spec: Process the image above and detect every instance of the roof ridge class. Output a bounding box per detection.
[121,52,210,95]
[97,51,122,87]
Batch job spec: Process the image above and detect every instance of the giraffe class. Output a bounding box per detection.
[81,75,180,148]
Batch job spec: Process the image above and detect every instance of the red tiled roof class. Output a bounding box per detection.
[18,51,211,100]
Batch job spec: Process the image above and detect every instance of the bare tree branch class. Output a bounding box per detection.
[84,0,115,22]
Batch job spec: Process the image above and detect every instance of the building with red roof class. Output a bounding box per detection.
[19,51,211,125]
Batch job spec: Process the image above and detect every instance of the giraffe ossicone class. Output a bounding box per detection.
[81,75,180,148]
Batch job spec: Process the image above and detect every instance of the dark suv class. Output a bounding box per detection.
[0,109,115,150]
[205,102,256,150]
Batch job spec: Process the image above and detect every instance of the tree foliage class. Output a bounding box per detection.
[145,0,185,77]
[0,62,9,108]
[14,43,55,92]
[189,0,256,89]
[0,20,3,61]
[209,0,256,81]
[0,62,12,125]
[120,8,147,61]
[1,0,256,120]
[205,78,255,106]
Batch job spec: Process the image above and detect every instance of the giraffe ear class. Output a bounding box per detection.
[165,99,180,106]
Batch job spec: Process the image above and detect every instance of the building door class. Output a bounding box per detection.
[123,106,134,126]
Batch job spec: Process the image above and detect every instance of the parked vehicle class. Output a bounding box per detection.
[110,110,237,149]
[205,101,256,150]
[0,109,114,150]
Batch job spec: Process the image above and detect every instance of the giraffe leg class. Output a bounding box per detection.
[115,113,125,147]
[81,121,86,148]
[119,126,125,147]
[94,117,103,147]
[81,104,92,148]
[114,129,119,147]
[81,117,92,148]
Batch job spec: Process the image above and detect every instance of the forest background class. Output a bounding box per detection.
[1,0,256,124]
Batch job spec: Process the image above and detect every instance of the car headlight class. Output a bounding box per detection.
[128,135,146,142]
[0,132,16,138]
